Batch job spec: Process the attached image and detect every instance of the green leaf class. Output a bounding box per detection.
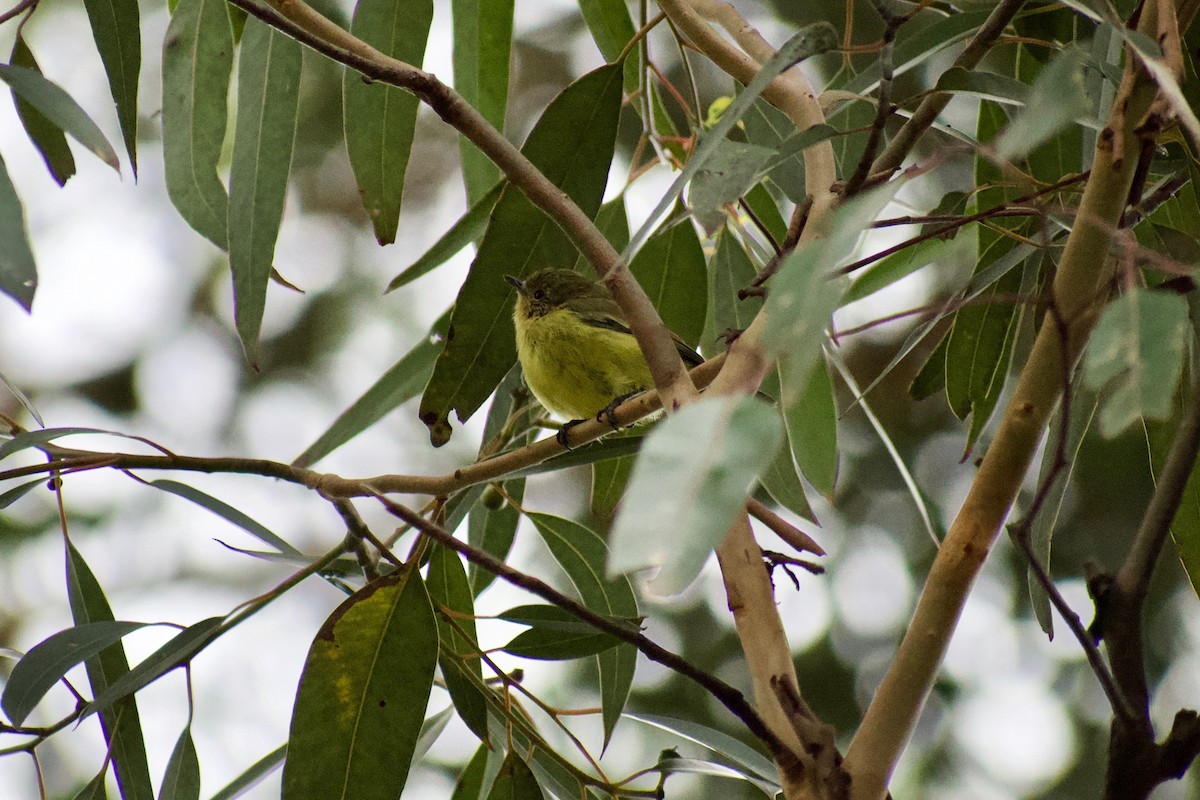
[741,182,788,246]
[485,753,541,800]
[653,755,778,795]
[0,478,44,509]
[450,745,491,800]
[845,236,967,305]
[146,479,301,555]
[625,23,838,258]
[501,605,620,661]
[577,0,636,62]
[527,512,637,750]
[0,65,119,172]
[577,0,638,91]
[629,215,708,348]
[10,36,76,186]
[506,431,646,479]
[943,254,1023,444]
[2,621,153,726]
[0,425,160,461]
[1024,374,1100,636]
[756,426,813,520]
[385,185,503,292]
[72,769,109,800]
[467,364,532,595]
[293,309,451,467]
[591,431,638,518]
[84,0,141,174]
[687,140,776,234]
[704,227,762,356]
[740,99,807,203]
[909,331,949,401]
[1166,447,1200,602]
[344,0,432,244]
[158,727,201,800]
[419,63,623,446]
[625,712,779,788]
[81,618,224,720]
[228,18,301,364]
[428,545,489,742]
[994,46,1091,162]
[572,195,629,275]
[209,744,286,800]
[933,66,1031,106]
[282,571,438,800]
[1083,290,1190,438]
[610,396,784,596]
[840,9,993,95]
[162,0,233,248]
[780,356,838,498]
[0,154,36,311]
[66,542,155,800]
[452,0,513,203]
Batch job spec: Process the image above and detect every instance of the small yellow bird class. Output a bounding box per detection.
[505,269,702,440]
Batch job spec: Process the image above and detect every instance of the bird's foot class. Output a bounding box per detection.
[597,392,638,430]
[556,419,585,449]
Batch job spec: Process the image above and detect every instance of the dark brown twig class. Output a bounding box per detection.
[370,492,800,765]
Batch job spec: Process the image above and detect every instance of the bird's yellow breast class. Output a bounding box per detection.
[513,307,653,420]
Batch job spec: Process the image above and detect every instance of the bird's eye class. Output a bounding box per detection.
[532,289,545,301]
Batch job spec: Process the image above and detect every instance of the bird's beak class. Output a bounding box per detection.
[504,274,525,294]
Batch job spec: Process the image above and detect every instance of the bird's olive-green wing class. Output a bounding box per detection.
[577,306,704,367]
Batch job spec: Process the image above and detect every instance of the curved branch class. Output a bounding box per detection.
[233,0,699,417]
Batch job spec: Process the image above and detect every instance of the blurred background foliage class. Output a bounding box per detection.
[0,0,1198,798]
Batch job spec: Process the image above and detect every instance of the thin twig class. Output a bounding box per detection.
[837,172,1089,277]
[370,492,799,764]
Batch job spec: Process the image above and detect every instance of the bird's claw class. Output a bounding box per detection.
[556,419,584,449]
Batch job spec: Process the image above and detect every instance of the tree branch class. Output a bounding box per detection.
[869,0,1028,178]
[231,0,697,421]
[843,3,1170,795]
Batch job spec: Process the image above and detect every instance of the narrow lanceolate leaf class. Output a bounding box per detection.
[84,0,141,174]
[994,46,1091,162]
[419,63,623,446]
[779,356,838,498]
[162,0,233,248]
[467,366,530,595]
[687,140,776,234]
[228,19,301,364]
[0,154,37,311]
[2,621,152,726]
[452,0,513,204]
[427,545,488,743]
[72,769,109,800]
[1024,375,1100,637]
[66,543,154,800]
[761,183,895,394]
[528,513,637,749]
[344,0,432,244]
[610,397,783,597]
[629,215,708,348]
[81,618,224,720]
[10,37,75,186]
[293,309,451,468]
[0,66,119,172]
[1083,289,1189,438]
[209,744,287,800]
[158,727,201,800]
[282,571,438,800]
[386,185,503,292]
[486,753,542,800]
[146,479,301,555]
